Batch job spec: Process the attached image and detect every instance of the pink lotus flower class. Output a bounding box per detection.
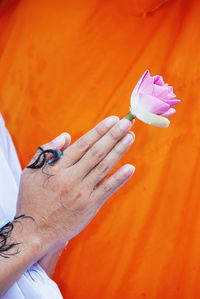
[126,70,180,127]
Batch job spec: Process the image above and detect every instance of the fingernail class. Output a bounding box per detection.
[128,131,135,139]
[122,133,134,145]
[61,132,71,142]
[52,135,65,147]
[122,164,135,176]
[119,119,132,131]
[105,116,119,128]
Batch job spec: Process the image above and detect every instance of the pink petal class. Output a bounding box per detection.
[161,108,176,117]
[166,93,176,100]
[161,99,181,108]
[153,75,165,86]
[153,85,177,100]
[138,92,170,114]
[131,70,150,99]
[152,84,169,98]
[167,85,176,98]
[139,77,154,95]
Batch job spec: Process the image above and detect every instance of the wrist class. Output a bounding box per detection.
[13,214,60,257]
[10,215,44,260]
[0,215,49,295]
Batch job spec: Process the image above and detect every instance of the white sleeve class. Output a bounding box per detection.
[0,113,21,228]
[0,113,63,299]
[0,113,21,186]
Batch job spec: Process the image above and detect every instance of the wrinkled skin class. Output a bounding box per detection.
[17,116,135,249]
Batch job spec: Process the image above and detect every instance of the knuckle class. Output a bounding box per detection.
[77,137,89,152]
[118,169,129,182]
[109,128,120,141]
[90,146,104,160]
[113,143,124,155]
[95,123,106,137]
[95,162,109,175]
[116,174,124,184]
[67,167,79,184]
[83,180,93,192]
[103,182,113,194]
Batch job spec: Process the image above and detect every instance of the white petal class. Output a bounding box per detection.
[130,106,170,128]
[131,94,139,109]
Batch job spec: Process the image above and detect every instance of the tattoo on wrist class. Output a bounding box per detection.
[0,214,34,258]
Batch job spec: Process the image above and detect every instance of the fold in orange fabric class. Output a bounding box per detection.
[0,0,200,298]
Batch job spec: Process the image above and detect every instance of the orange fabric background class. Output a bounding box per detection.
[0,0,200,298]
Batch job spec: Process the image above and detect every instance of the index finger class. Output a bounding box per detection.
[63,116,120,167]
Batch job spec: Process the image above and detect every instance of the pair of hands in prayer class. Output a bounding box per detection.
[17,116,135,254]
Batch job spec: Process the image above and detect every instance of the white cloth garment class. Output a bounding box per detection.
[0,114,63,299]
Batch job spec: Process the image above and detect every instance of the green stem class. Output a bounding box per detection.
[124,111,136,121]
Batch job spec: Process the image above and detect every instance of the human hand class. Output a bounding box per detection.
[17,116,135,250]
